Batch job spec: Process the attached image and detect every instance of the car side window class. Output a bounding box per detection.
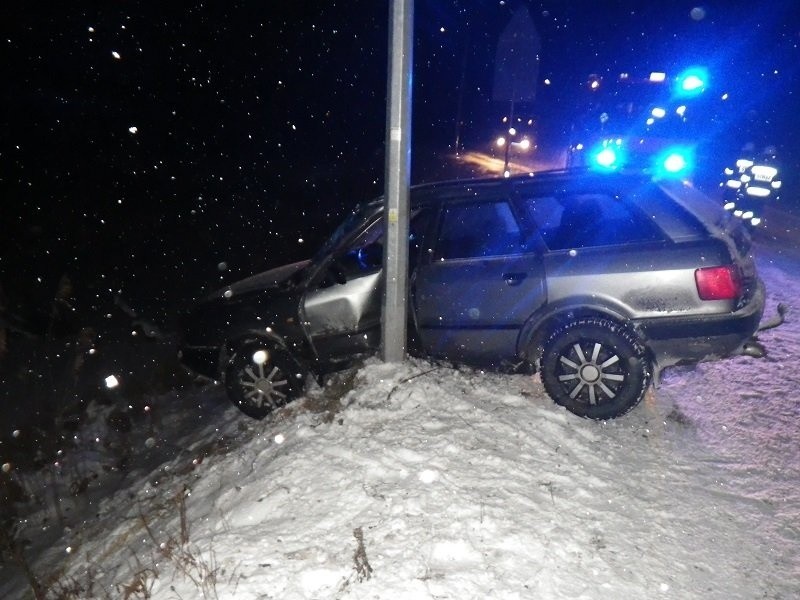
[518,195,563,247]
[520,193,663,250]
[435,201,526,260]
[339,208,431,273]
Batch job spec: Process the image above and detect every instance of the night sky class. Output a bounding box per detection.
[2,1,798,332]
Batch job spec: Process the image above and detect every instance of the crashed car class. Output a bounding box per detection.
[179,170,782,420]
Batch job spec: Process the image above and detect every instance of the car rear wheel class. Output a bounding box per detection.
[540,317,651,419]
[225,340,305,419]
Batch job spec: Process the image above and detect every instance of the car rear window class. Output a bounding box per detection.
[628,183,709,240]
[518,191,664,250]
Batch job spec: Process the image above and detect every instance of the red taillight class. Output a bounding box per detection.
[695,265,741,300]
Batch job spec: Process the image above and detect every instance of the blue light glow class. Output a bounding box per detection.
[589,141,625,171]
[653,146,694,178]
[595,147,618,168]
[675,67,708,96]
[681,75,704,92]
[663,153,687,173]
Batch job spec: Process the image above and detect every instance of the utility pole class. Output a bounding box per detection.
[381,0,414,363]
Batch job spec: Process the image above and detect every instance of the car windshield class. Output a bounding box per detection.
[310,200,383,267]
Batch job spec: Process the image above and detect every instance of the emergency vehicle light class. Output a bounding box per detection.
[675,68,708,96]
[653,146,694,178]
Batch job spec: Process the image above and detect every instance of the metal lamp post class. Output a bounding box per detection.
[381,0,414,363]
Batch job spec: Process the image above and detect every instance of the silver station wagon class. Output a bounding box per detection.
[179,170,782,420]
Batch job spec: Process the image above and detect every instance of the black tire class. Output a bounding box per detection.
[540,318,651,419]
[224,340,305,419]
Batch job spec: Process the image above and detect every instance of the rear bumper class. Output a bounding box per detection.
[637,279,766,369]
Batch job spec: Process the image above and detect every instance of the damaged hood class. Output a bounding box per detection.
[204,260,311,302]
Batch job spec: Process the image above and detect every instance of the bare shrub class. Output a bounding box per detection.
[115,567,157,600]
[138,488,223,600]
[352,527,373,582]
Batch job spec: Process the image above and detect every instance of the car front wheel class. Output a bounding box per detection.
[224,340,305,419]
[540,317,651,419]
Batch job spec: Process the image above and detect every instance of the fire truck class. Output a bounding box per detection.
[566,68,722,180]
[566,68,783,227]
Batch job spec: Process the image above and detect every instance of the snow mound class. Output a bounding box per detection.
[5,348,795,599]
[2,246,798,599]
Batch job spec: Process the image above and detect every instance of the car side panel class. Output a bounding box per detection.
[413,254,546,364]
[543,242,737,318]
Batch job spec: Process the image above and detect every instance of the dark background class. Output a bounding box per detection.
[2,0,798,333]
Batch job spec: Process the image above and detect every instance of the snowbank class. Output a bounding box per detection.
[1,246,798,600]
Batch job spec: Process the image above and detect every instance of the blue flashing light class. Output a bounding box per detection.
[675,67,708,96]
[681,75,704,92]
[589,141,625,171]
[663,153,687,173]
[595,147,618,168]
[653,147,694,178]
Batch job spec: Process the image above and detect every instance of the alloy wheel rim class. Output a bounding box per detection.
[557,341,625,405]
[239,362,288,408]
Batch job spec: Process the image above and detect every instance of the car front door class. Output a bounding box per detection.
[302,208,432,362]
[412,198,546,366]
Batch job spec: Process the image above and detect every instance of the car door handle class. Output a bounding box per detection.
[503,272,527,286]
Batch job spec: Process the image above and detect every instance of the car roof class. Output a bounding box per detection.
[408,168,653,205]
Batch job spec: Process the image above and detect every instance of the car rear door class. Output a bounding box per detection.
[412,196,546,365]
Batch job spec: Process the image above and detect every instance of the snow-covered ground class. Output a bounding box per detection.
[2,235,798,600]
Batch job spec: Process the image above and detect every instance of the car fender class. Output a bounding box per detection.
[517,295,637,362]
